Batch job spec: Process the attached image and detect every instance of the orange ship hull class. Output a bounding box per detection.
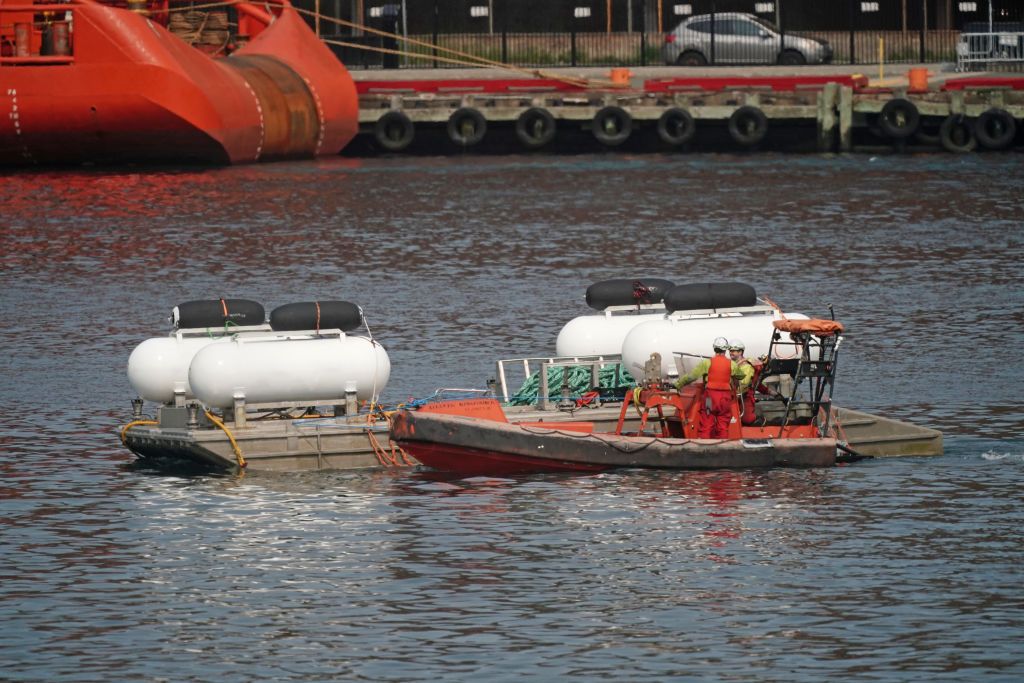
[0,1,357,165]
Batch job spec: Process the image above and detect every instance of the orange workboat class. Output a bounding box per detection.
[0,0,357,165]
[393,318,865,475]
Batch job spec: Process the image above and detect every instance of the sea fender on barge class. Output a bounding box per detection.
[555,278,676,357]
[620,282,809,380]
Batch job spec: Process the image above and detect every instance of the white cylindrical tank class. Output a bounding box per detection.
[621,309,809,380]
[188,334,391,408]
[128,335,229,403]
[555,311,667,357]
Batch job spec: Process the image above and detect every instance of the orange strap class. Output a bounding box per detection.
[315,301,321,333]
[220,297,228,317]
[761,295,788,320]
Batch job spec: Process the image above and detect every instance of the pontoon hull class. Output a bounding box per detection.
[391,409,837,475]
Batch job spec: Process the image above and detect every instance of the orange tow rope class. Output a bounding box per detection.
[365,407,415,467]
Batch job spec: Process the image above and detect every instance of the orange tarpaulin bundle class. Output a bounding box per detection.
[773,319,845,336]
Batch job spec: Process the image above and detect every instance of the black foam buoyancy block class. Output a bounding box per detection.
[270,301,363,332]
[585,278,676,310]
[175,299,265,328]
[663,282,757,312]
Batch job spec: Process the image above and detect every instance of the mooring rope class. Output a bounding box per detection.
[159,0,608,88]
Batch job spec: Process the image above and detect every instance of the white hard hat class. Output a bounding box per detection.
[729,339,745,351]
[713,336,729,351]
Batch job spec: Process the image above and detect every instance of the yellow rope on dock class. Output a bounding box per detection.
[120,420,158,444]
[204,410,247,469]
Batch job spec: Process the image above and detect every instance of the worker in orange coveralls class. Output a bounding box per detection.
[675,337,745,438]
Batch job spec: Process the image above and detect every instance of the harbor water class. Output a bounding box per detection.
[2,153,1023,681]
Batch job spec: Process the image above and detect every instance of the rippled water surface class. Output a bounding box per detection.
[2,154,1023,681]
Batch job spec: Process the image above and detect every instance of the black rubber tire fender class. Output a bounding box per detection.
[939,114,977,153]
[878,98,920,139]
[515,107,557,149]
[974,108,1017,150]
[447,107,487,147]
[728,105,768,147]
[656,107,696,147]
[373,110,414,152]
[592,105,632,146]
[913,116,943,146]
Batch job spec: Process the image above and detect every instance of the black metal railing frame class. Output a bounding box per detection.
[307,0,1023,70]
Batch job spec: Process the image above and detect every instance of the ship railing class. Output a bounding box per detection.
[1,4,75,65]
[494,354,626,411]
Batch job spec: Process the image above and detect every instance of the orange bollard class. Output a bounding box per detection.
[908,68,929,93]
[610,68,633,86]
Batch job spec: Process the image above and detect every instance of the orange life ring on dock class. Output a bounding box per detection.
[374,110,414,152]
[728,106,768,147]
[592,106,632,146]
[447,107,487,147]
[657,107,696,147]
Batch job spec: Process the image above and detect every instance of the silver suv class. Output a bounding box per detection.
[663,12,833,66]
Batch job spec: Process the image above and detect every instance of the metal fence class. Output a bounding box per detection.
[304,0,1024,69]
[957,29,1024,70]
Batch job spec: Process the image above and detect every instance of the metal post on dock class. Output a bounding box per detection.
[778,1,786,61]
[848,0,856,64]
[500,0,508,65]
[345,384,358,416]
[817,83,839,153]
[539,361,552,411]
[919,0,927,63]
[432,0,439,68]
[838,85,853,152]
[639,0,647,66]
[233,392,247,429]
[709,2,716,65]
